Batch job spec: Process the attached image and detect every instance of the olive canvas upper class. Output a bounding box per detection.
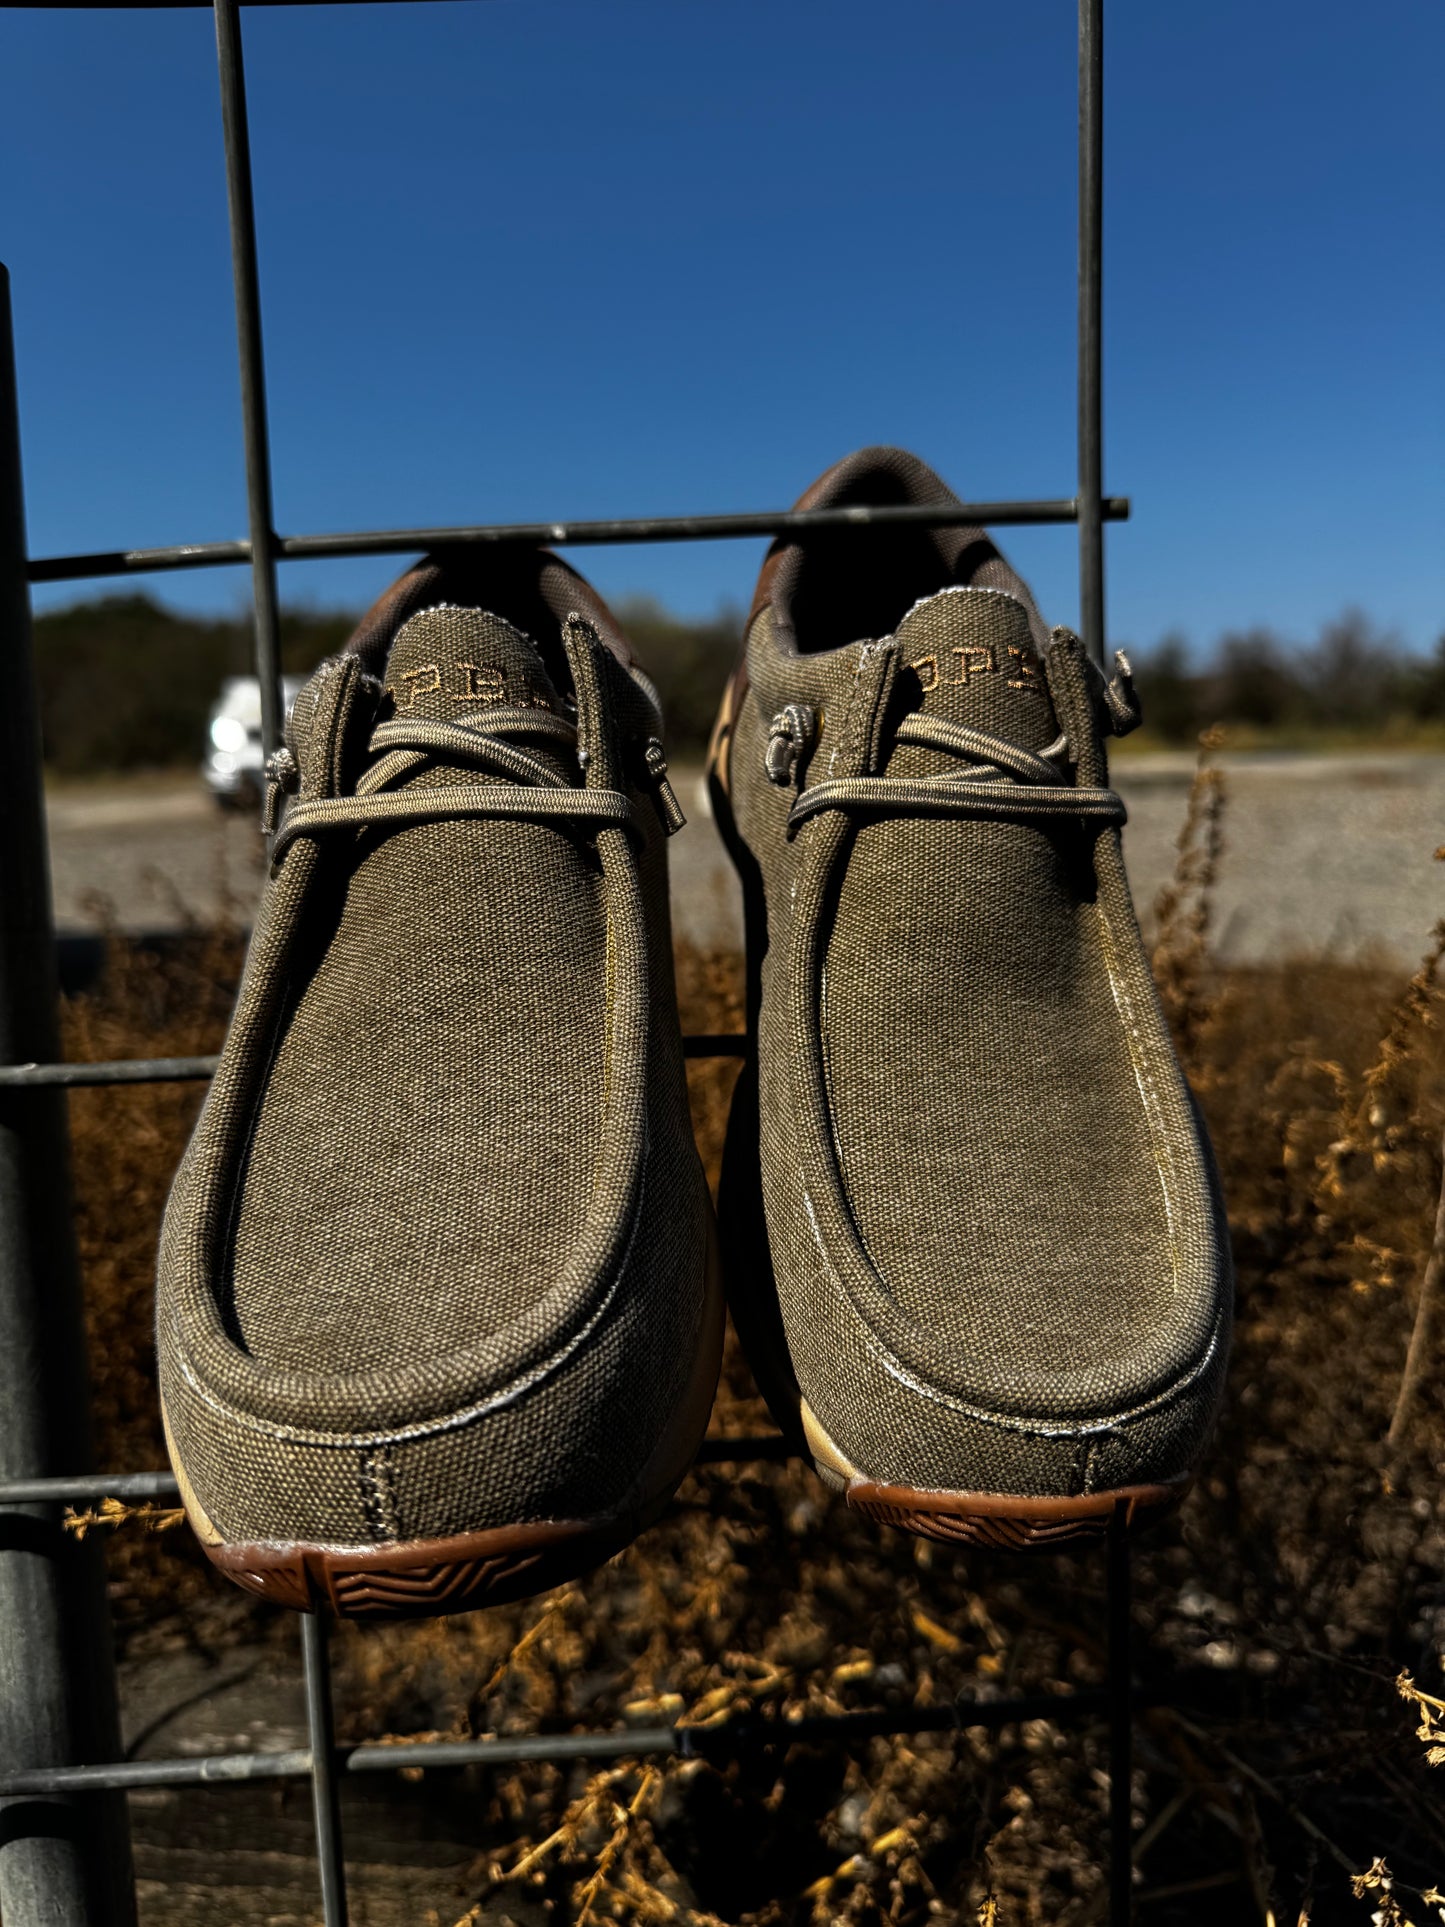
[716,449,1232,1501]
[158,552,716,1555]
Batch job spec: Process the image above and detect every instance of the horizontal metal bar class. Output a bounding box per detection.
[0,1750,314,1793]
[0,1688,1113,1796]
[0,1035,745,1090]
[0,1472,182,1506]
[31,540,249,581]
[0,1055,220,1090]
[28,498,1130,585]
[0,1437,792,1508]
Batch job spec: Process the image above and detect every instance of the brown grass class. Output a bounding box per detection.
[60,756,1445,1925]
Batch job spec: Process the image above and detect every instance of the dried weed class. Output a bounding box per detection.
[58,759,1445,1923]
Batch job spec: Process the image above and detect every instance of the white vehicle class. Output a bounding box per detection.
[204,674,306,809]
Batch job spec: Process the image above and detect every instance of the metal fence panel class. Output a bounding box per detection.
[0,2,1131,1923]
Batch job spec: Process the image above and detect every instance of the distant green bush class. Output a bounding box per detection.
[1129,612,1445,746]
[32,594,356,775]
[612,596,741,755]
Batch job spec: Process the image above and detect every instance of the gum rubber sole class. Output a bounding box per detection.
[208,1509,665,1618]
[842,1475,1185,1550]
[797,1389,1186,1550]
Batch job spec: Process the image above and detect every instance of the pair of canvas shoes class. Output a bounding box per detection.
[157,448,1232,1619]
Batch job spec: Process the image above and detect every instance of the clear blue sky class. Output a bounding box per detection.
[4,0,1442,654]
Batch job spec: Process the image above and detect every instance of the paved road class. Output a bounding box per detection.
[44,753,1445,967]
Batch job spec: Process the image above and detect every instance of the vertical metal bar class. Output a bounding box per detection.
[1080,55,1130,1922]
[1106,1509,1133,1926]
[0,263,136,1927]
[300,1613,349,1927]
[213,0,284,765]
[1077,0,1106,667]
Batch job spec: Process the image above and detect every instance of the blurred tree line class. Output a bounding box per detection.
[29,593,1445,774]
[32,595,356,775]
[1129,612,1445,745]
[30,590,741,776]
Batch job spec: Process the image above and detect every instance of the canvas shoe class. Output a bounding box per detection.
[708,448,1232,1547]
[158,551,723,1615]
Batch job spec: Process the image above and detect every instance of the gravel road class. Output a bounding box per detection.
[44,752,1445,968]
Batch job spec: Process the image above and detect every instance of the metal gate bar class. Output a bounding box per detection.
[215,0,287,766]
[26,496,1128,586]
[1077,0,1106,675]
[0,1681,1130,1798]
[1108,1508,1134,1925]
[0,0,1135,1921]
[300,1616,348,1927]
[0,264,138,1927]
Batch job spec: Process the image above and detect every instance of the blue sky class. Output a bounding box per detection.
[4,0,1442,654]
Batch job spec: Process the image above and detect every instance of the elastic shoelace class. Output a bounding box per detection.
[269,708,635,864]
[785,712,1126,838]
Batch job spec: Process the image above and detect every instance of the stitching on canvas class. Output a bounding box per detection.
[798,1189,1222,1437]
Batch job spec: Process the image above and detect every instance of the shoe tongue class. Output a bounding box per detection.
[890,587,1058,754]
[378,604,576,784]
[381,604,567,728]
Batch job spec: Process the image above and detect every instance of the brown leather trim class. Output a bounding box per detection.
[845,1477,1187,1551]
[747,546,787,630]
[746,456,849,626]
[743,446,1040,645]
[343,549,636,677]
